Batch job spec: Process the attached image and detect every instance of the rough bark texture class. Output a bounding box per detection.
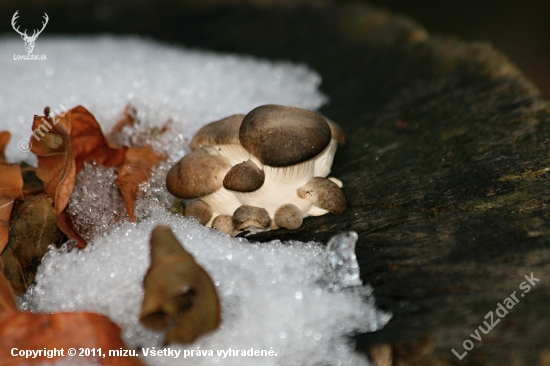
[2,1,549,365]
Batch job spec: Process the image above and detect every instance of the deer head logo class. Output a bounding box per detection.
[11,11,49,54]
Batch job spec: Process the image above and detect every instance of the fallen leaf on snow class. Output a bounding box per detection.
[140,225,221,344]
[107,104,136,148]
[30,112,74,217]
[115,146,164,221]
[68,105,127,173]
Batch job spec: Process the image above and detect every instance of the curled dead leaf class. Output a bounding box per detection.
[0,194,64,295]
[0,311,146,365]
[115,146,164,221]
[107,104,136,148]
[140,225,221,344]
[30,112,74,217]
[30,105,132,247]
[0,267,17,316]
[56,208,86,250]
[68,105,127,173]
[0,131,10,163]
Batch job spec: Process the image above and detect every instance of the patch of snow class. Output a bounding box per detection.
[0,35,389,366]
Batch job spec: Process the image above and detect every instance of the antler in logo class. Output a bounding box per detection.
[11,11,49,54]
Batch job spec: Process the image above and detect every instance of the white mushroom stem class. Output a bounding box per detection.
[306,205,330,216]
[201,187,242,222]
[313,138,339,177]
[234,156,315,217]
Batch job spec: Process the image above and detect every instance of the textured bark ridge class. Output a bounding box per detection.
[4,1,550,365]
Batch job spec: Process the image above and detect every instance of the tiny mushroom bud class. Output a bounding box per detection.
[223,160,265,192]
[239,104,331,167]
[184,200,213,226]
[211,214,234,234]
[297,177,346,215]
[232,205,272,232]
[166,150,231,199]
[274,204,303,230]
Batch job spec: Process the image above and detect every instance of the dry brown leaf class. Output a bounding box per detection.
[0,311,146,366]
[69,105,127,173]
[30,112,74,217]
[0,132,10,163]
[56,208,87,249]
[115,146,164,221]
[30,105,131,247]
[19,162,44,198]
[140,225,221,344]
[0,132,24,254]
[0,266,17,316]
[107,104,136,148]
[0,194,64,294]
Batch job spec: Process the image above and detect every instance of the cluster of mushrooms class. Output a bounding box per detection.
[166,104,346,235]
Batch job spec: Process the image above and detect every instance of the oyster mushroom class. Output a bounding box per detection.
[297,177,347,215]
[223,160,265,192]
[233,104,342,218]
[211,214,234,234]
[274,203,303,230]
[166,104,347,234]
[184,200,213,226]
[232,205,272,234]
[166,150,241,220]
[166,150,231,199]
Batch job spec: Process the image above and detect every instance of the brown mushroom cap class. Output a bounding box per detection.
[223,160,265,192]
[232,205,272,231]
[184,200,213,225]
[274,204,303,230]
[189,114,245,151]
[166,151,231,199]
[211,214,234,234]
[239,105,331,167]
[297,177,346,215]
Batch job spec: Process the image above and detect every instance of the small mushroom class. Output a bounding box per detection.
[274,204,303,230]
[211,215,234,234]
[184,200,213,226]
[223,160,265,192]
[297,177,346,215]
[166,150,231,199]
[232,205,271,232]
[239,104,331,167]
